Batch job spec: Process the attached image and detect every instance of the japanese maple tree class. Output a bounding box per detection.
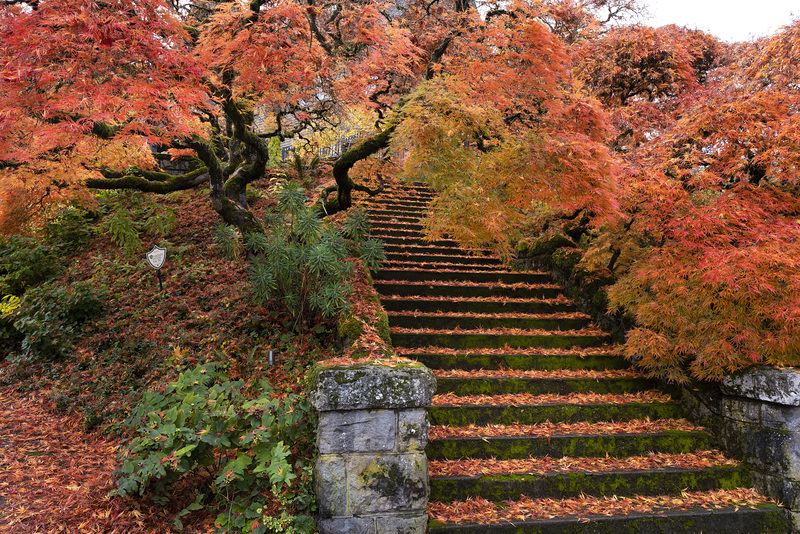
[0,0,424,232]
[603,20,800,382]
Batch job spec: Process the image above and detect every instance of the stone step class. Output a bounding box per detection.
[429,401,682,427]
[381,260,508,272]
[384,253,503,266]
[364,198,431,209]
[383,243,496,257]
[427,505,791,534]
[375,281,563,299]
[388,313,591,331]
[367,206,428,217]
[426,431,714,460]
[406,351,629,371]
[434,376,654,396]
[374,235,461,247]
[369,222,426,232]
[374,269,548,284]
[390,330,610,349]
[430,466,751,502]
[382,297,576,314]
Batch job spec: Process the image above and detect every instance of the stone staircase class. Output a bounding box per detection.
[365,182,791,533]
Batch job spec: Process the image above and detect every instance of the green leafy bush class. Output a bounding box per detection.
[99,191,176,256]
[0,236,61,295]
[44,206,98,251]
[213,223,243,261]
[12,280,105,361]
[0,295,22,352]
[249,182,384,329]
[115,363,316,534]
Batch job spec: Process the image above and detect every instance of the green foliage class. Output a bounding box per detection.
[99,192,176,257]
[11,280,105,362]
[44,206,98,251]
[0,295,22,351]
[115,363,316,534]
[0,236,61,296]
[106,209,141,256]
[213,223,242,261]
[249,182,384,329]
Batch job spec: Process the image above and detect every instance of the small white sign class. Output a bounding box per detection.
[146,246,166,270]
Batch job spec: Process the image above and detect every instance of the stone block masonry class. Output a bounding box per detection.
[308,363,437,534]
[682,367,800,529]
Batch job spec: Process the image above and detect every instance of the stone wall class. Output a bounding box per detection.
[308,363,437,534]
[681,367,800,529]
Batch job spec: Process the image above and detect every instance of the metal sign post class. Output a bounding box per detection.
[146,245,167,291]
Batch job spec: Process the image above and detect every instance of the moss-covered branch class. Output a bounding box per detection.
[85,167,209,193]
[328,123,397,213]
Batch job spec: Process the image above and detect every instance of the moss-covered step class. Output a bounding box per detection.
[434,376,654,396]
[374,270,548,284]
[388,313,591,332]
[429,401,682,427]
[383,243,493,255]
[363,199,430,208]
[406,351,629,372]
[371,225,422,237]
[375,282,563,299]
[384,254,502,268]
[381,261,508,272]
[368,213,424,223]
[426,431,714,461]
[430,466,752,502]
[375,236,461,247]
[367,207,428,218]
[381,297,577,315]
[427,505,791,534]
[390,331,610,349]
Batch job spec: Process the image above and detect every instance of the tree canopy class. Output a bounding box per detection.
[3,0,800,381]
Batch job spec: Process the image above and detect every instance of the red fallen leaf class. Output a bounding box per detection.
[382,294,573,305]
[429,450,739,477]
[386,311,591,320]
[428,489,773,525]
[395,345,623,356]
[429,418,702,439]
[433,368,641,379]
[431,390,673,407]
[391,326,606,336]
[377,279,561,290]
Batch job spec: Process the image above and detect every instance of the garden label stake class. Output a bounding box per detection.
[146,245,166,291]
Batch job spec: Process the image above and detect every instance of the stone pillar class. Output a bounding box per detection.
[683,367,800,528]
[308,363,437,534]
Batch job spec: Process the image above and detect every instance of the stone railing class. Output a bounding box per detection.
[308,362,436,534]
[682,367,800,528]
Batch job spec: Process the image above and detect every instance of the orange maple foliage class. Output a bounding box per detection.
[600,20,800,382]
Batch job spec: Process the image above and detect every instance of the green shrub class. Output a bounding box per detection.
[213,223,242,261]
[99,191,176,257]
[115,363,316,534]
[12,280,105,361]
[249,182,384,329]
[44,206,98,251]
[0,236,61,295]
[0,295,22,353]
